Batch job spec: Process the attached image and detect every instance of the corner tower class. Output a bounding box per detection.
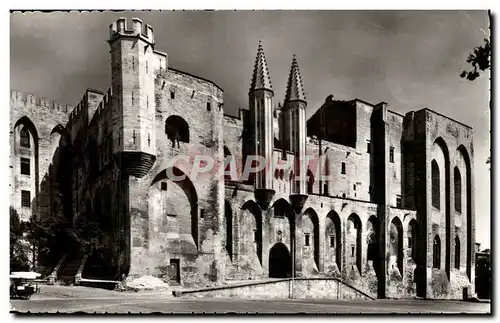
[108,17,157,177]
[247,41,275,191]
[283,55,307,194]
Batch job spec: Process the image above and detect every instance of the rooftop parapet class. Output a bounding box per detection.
[10,90,74,113]
[69,87,113,125]
[109,17,155,46]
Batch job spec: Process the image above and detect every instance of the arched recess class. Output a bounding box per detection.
[241,200,263,264]
[14,116,39,144]
[456,145,472,280]
[432,137,451,277]
[326,210,341,271]
[225,200,233,260]
[408,219,418,261]
[151,167,199,247]
[165,115,190,148]
[271,198,296,244]
[13,116,40,216]
[454,167,462,213]
[389,216,404,275]
[347,213,362,273]
[322,154,330,196]
[303,207,320,269]
[431,160,440,209]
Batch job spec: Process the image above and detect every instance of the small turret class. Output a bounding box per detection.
[108,17,157,178]
[247,41,276,206]
[283,55,307,194]
[285,54,306,102]
[109,17,155,47]
[250,41,273,93]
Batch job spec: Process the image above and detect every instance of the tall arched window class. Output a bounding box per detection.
[454,167,462,213]
[454,236,460,270]
[20,127,30,148]
[431,160,440,209]
[433,235,441,269]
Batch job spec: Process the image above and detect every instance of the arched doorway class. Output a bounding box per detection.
[269,242,292,278]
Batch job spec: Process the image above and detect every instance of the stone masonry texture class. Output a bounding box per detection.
[10,17,475,299]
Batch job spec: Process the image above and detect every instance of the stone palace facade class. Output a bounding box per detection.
[10,18,476,299]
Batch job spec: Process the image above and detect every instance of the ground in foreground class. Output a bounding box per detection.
[10,286,490,314]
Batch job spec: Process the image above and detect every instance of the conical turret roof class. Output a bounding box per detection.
[250,41,273,92]
[285,54,306,102]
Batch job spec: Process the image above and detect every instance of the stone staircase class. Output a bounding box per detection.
[57,253,83,285]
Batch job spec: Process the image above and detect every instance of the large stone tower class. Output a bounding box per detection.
[282,55,307,194]
[108,17,157,177]
[248,41,275,192]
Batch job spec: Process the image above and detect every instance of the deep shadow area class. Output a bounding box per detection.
[269,242,292,278]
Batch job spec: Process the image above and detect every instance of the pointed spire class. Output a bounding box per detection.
[250,40,273,92]
[285,54,306,102]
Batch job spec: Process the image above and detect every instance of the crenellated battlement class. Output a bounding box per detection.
[69,87,113,126]
[10,90,74,113]
[109,17,154,45]
[92,87,113,122]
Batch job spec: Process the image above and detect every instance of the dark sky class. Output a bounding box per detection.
[10,10,491,248]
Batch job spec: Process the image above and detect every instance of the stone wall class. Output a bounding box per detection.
[9,17,476,300]
[179,278,372,300]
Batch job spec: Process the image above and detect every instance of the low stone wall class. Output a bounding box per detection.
[175,278,373,300]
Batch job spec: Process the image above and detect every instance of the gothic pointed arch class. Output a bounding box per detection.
[13,116,40,216]
[303,207,320,270]
[151,167,199,247]
[390,216,404,275]
[270,198,294,256]
[431,160,440,209]
[432,137,451,277]
[326,210,341,271]
[14,116,39,142]
[456,144,472,280]
[347,213,362,273]
[241,200,263,264]
[454,167,462,213]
